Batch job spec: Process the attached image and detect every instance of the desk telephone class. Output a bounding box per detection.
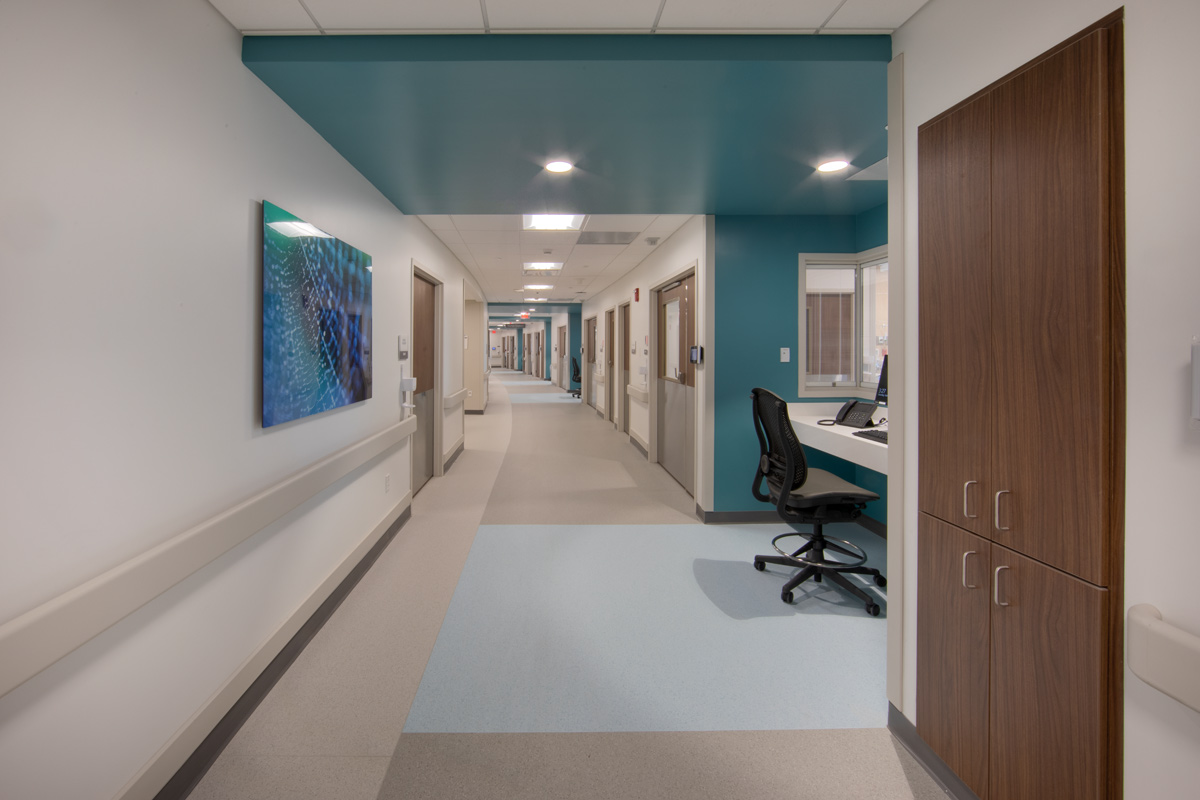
[834,400,877,428]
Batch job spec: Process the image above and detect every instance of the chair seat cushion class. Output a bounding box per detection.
[771,468,880,509]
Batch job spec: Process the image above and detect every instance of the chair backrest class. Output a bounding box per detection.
[571,356,581,381]
[750,387,808,499]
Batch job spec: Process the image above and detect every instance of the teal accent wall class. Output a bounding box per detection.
[855,202,887,253]
[569,308,582,391]
[712,212,887,522]
[516,330,524,371]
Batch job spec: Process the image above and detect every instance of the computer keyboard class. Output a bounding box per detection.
[853,428,888,444]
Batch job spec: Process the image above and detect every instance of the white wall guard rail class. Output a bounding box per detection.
[0,416,417,699]
[1128,603,1200,713]
[443,387,469,409]
[627,384,649,403]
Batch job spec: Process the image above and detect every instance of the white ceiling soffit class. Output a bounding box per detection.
[847,157,888,181]
[207,0,929,34]
[419,214,693,302]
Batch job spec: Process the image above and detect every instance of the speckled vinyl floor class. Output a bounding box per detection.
[188,370,948,800]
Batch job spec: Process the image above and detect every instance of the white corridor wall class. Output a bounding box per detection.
[0,1,480,797]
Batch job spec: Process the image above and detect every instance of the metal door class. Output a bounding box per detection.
[656,275,695,495]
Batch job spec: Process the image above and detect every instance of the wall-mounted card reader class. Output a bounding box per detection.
[398,335,409,360]
[690,345,703,364]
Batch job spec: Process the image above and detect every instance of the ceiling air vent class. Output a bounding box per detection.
[576,231,638,245]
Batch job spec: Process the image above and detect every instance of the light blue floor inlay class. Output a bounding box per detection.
[403,523,887,734]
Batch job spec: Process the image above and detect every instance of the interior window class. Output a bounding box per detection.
[799,248,888,395]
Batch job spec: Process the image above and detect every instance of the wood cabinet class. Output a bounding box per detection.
[916,14,1124,800]
[918,515,1110,800]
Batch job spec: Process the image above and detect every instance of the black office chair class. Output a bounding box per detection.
[750,387,886,615]
[569,357,582,398]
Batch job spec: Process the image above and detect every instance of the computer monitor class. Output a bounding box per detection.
[874,355,888,407]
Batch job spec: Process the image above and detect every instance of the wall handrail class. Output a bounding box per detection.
[0,416,417,699]
[443,387,469,409]
[1128,603,1200,713]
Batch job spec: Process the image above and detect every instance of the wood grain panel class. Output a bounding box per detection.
[989,543,1108,800]
[413,274,436,394]
[917,94,994,537]
[990,31,1110,584]
[916,514,991,799]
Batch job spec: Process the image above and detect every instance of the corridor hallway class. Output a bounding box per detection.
[190,370,947,800]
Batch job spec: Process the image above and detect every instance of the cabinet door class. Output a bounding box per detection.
[989,544,1108,800]
[917,93,994,537]
[917,514,990,799]
[989,30,1115,585]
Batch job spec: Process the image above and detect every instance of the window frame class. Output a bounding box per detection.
[797,245,888,399]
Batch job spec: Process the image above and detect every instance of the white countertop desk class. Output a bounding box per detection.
[786,404,888,476]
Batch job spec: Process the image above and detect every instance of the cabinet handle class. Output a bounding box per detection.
[994,490,1011,532]
[962,551,978,588]
[994,565,1011,607]
[963,481,978,519]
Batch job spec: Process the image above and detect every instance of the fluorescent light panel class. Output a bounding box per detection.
[523,215,585,231]
[524,284,554,290]
[524,262,562,270]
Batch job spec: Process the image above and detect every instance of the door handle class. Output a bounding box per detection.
[994,565,1011,607]
[962,551,977,589]
[963,481,978,519]
[994,490,1011,532]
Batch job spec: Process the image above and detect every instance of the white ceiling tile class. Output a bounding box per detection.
[460,230,521,245]
[656,0,837,31]
[642,214,694,238]
[486,0,660,31]
[304,0,484,31]
[435,231,467,247]
[419,215,458,231]
[825,0,930,30]
[451,214,522,231]
[563,244,625,270]
[583,214,659,232]
[520,230,581,249]
[207,0,317,32]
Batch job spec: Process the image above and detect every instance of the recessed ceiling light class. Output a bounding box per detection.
[529,298,547,302]
[545,161,573,173]
[817,160,850,173]
[524,262,562,271]
[524,284,554,291]
[523,215,585,231]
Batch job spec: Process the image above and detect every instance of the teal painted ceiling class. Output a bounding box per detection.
[243,34,890,216]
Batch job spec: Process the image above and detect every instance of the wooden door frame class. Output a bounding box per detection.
[583,314,598,409]
[618,301,631,434]
[412,261,444,478]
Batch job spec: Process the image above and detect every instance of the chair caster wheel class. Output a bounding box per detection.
[781,591,794,604]
[866,603,880,617]
[753,560,766,571]
[875,574,887,587]
[814,573,822,583]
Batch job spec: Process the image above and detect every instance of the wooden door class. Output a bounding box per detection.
[917,93,994,538]
[988,543,1109,800]
[916,514,991,799]
[989,30,1116,586]
[412,275,436,394]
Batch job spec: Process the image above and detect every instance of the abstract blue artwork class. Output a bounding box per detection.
[262,201,372,427]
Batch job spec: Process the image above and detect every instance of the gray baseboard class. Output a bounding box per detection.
[153,506,412,800]
[695,508,779,524]
[628,435,648,459]
[443,440,465,471]
[858,514,887,538]
[887,703,981,800]
[464,409,484,415]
